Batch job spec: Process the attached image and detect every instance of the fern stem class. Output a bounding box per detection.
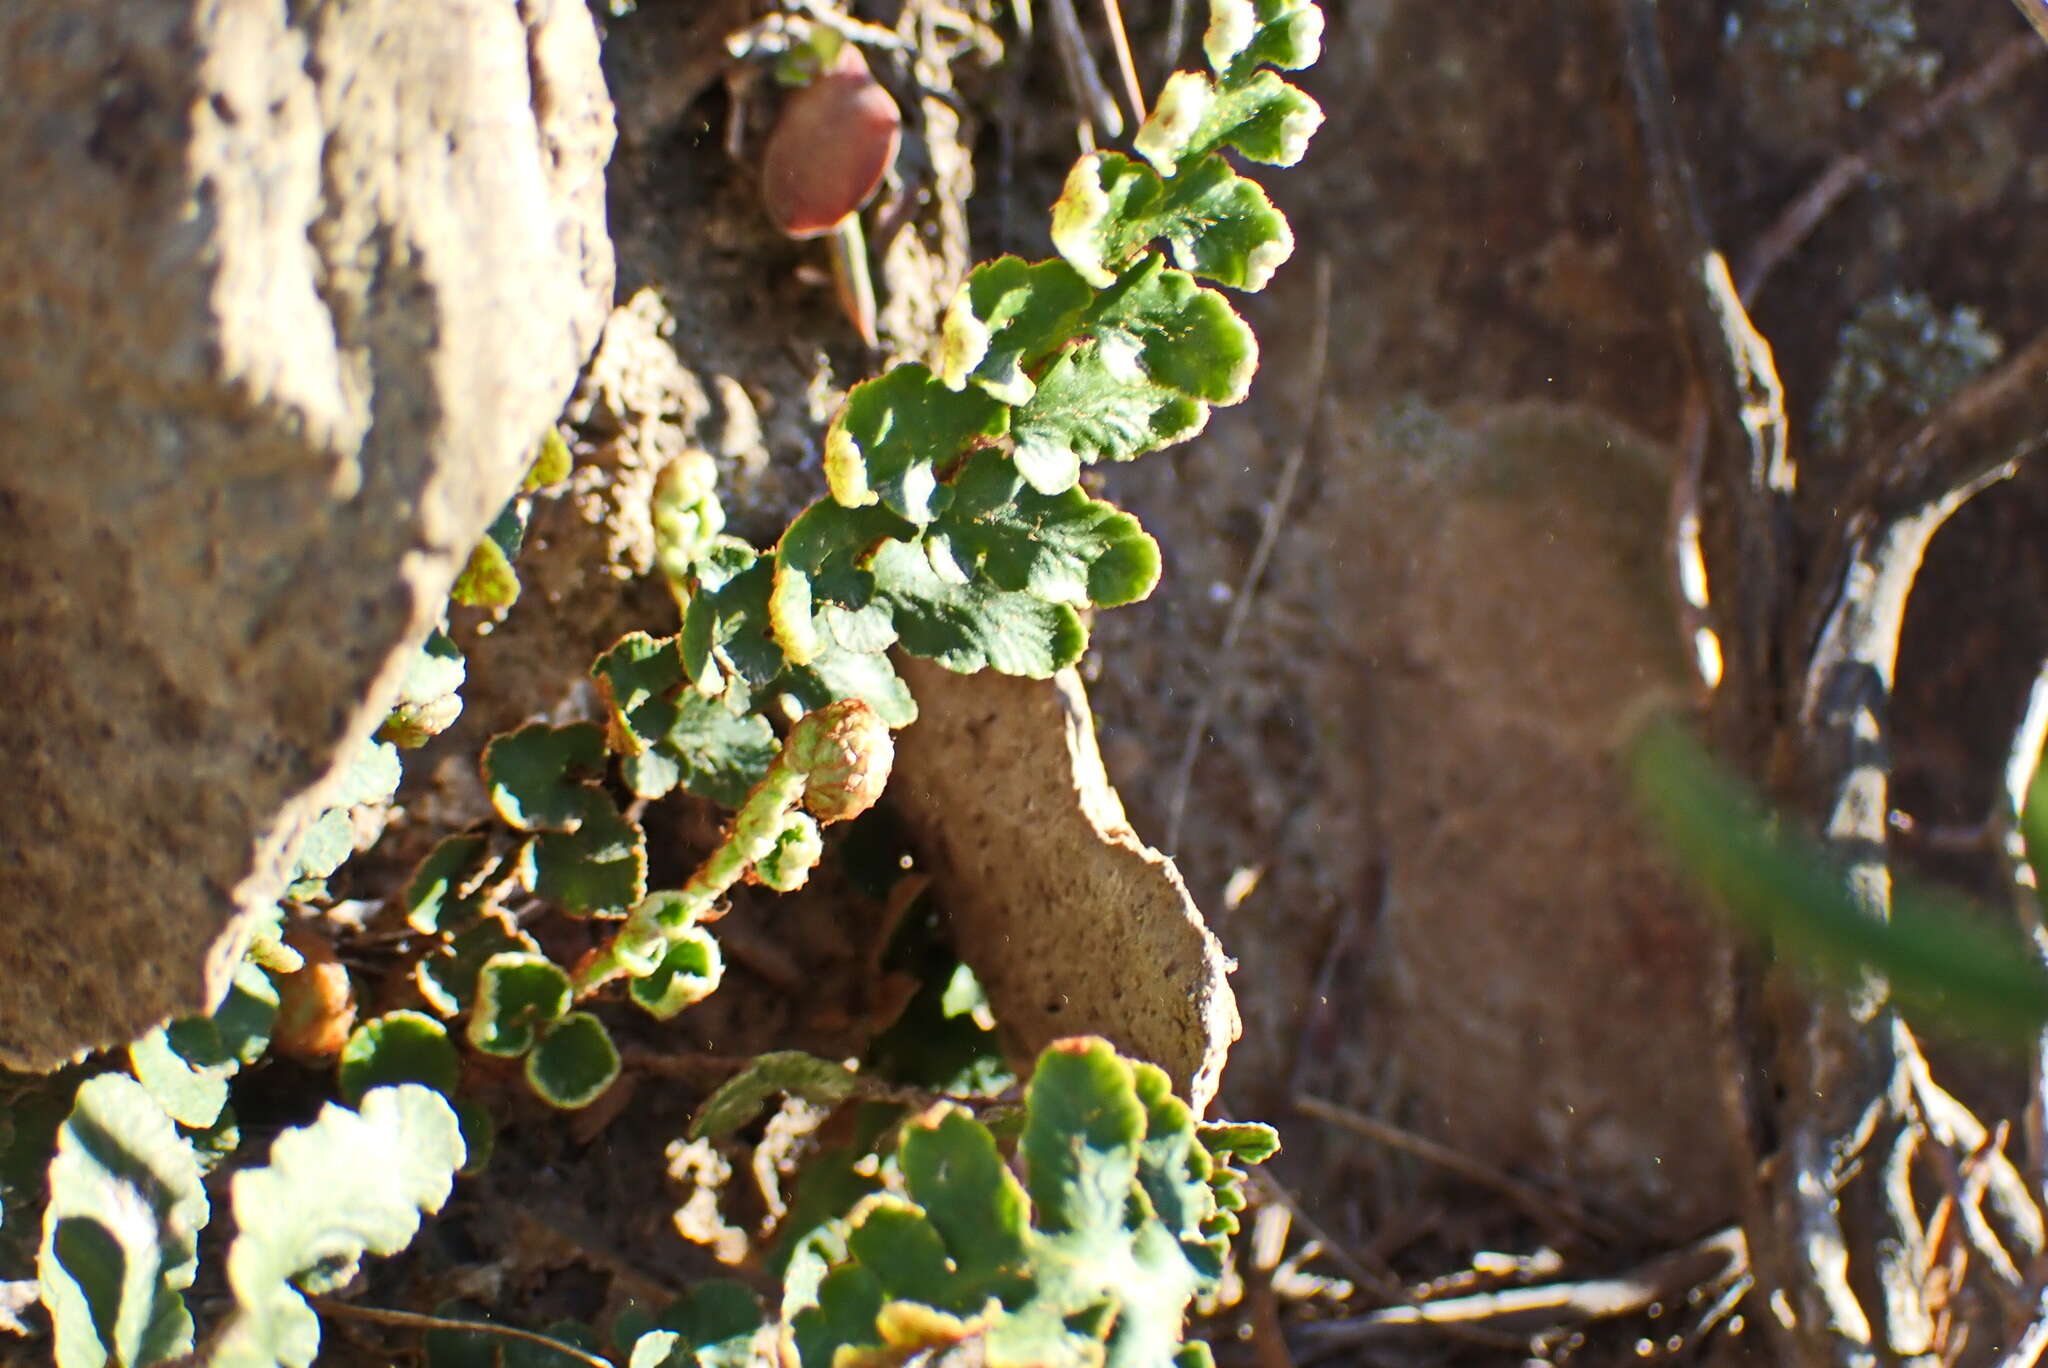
[305,1296,615,1368]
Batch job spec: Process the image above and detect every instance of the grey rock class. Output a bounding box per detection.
[0,0,615,1068]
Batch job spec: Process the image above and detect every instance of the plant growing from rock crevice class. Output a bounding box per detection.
[387,0,1322,1111]
[0,2,1322,1362]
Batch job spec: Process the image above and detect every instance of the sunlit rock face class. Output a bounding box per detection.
[0,0,614,1067]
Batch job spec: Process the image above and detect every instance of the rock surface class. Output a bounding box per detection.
[1336,402,1732,1223]
[0,0,614,1068]
[890,657,1240,1114]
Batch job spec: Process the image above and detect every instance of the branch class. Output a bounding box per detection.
[1294,1093,1621,1243]
[1797,326,2048,741]
[1858,327,2048,521]
[1735,36,2042,302]
[1612,5,1833,1363]
[1769,324,2048,1368]
[1613,0,1793,735]
[1045,0,1123,139]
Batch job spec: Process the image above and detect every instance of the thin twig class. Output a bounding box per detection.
[1791,329,2048,882]
[1691,1271,1755,1346]
[305,1297,615,1368]
[1245,1167,1409,1306]
[1097,0,1148,128]
[1287,870,1376,1099]
[1163,255,1330,851]
[1946,1126,2030,1315]
[1045,0,1123,139]
[1850,326,2048,523]
[1243,1203,1300,1368]
[1878,1117,1937,1352]
[1292,1228,1749,1357]
[1735,34,2042,302]
[1614,0,1792,724]
[1897,1023,2046,1262]
[2011,0,2048,50]
[791,1,913,51]
[1404,1249,1567,1308]
[1787,448,2017,1365]
[2000,1287,2048,1368]
[1160,0,1191,76]
[1293,1094,1623,1244]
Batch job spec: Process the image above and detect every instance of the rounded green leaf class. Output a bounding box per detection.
[215,961,282,1065]
[526,788,648,916]
[452,506,526,609]
[127,960,274,1130]
[291,806,356,885]
[1156,67,1324,173]
[753,812,823,892]
[591,632,685,755]
[1206,0,1324,76]
[380,630,467,748]
[657,692,779,809]
[1054,152,1293,294]
[215,1086,463,1367]
[1020,1038,1146,1234]
[782,641,920,731]
[823,365,1008,523]
[681,547,789,692]
[403,834,499,934]
[1085,526,1162,607]
[416,917,537,1017]
[688,1052,857,1140]
[524,1013,620,1110]
[1197,1121,1280,1165]
[39,1074,206,1368]
[468,953,573,1057]
[938,256,1095,400]
[482,722,609,833]
[1088,255,1258,407]
[338,1011,461,1105]
[628,929,725,1021]
[898,1105,1029,1281]
[867,540,1089,678]
[527,426,574,490]
[335,739,404,808]
[129,1025,232,1130]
